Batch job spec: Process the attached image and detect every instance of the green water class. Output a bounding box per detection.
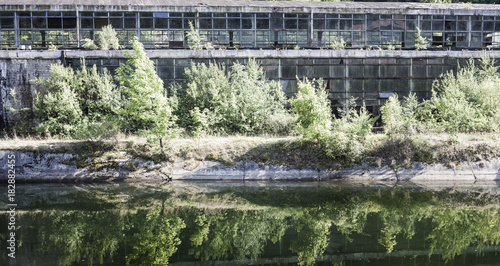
[2,181,500,266]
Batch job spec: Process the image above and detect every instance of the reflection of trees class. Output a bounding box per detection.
[290,210,332,266]
[428,208,500,262]
[15,185,500,265]
[39,210,123,266]
[125,207,185,265]
[186,208,289,262]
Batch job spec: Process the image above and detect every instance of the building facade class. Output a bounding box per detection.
[2,1,500,49]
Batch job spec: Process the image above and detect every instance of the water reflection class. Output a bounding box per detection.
[2,182,500,265]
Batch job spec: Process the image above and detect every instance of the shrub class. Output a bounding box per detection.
[414,27,429,51]
[180,59,293,135]
[32,64,83,136]
[186,21,203,50]
[32,60,121,137]
[82,38,98,50]
[116,38,178,148]
[290,78,332,142]
[426,56,500,132]
[329,36,346,50]
[380,93,420,137]
[97,25,121,50]
[326,104,377,163]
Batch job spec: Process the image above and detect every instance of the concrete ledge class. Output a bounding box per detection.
[1,150,499,182]
[3,49,500,60]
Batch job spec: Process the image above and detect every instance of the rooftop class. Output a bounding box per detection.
[1,0,500,13]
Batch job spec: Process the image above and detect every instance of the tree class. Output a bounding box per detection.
[116,38,177,149]
[290,78,332,142]
[414,27,429,51]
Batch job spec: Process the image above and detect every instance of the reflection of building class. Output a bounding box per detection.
[2,1,500,123]
[2,1,500,49]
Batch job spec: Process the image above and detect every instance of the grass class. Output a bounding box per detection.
[1,132,499,170]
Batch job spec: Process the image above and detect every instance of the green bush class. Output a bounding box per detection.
[426,56,500,132]
[290,79,376,164]
[326,104,377,163]
[180,59,293,135]
[97,25,121,50]
[32,60,121,137]
[380,93,420,137]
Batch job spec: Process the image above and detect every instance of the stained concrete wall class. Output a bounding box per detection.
[0,51,60,131]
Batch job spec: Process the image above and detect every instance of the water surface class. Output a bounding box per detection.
[2,181,500,265]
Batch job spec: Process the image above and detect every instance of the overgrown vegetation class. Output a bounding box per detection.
[179,59,294,135]
[12,38,500,168]
[414,27,429,51]
[82,25,121,50]
[32,60,121,137]
[291,79,377,164]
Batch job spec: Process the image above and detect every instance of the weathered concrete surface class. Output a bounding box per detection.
[3,49,500,60]
[1,149,499,182]
[1,0,499,15]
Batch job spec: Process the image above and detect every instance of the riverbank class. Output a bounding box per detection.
[1,133,499,182]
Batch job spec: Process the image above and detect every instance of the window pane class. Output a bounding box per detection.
[94,18,108,28]
[213,18,226,29]
[33,17,46,28]
[242,19,252,29]
[140,18,153,28]
[155,18,167,28]
[228,18,240,29]
[1,18,15,28]
[110,18,123,28]
[124,18,136,29]
[285,19,297,29]
[170,18,182,29]
[48,18,62,28]
[19,18,31,29]
[257,19,269,29]
[63,18,77,29]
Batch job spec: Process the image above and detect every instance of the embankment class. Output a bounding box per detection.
[1,134,499,182]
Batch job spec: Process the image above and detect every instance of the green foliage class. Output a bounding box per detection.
[97,25,122,50]
[39,210,123,266]
[126,207,186,265]
[290,211,332,266]
[48,42,58,51]
[3,88,34,134]
[426,56,500,132]
[32,61,121,137]
[290,78,332,142]
[180,59,293,135]
[33,64,84,136]
[329,36,346,50]
[116,38,178,145]
[414,27,429,51]
[186,21,203,50]
[291,80,376,163]
[81,38,98,50]
[326,103,377,163]
[380,93,420,137]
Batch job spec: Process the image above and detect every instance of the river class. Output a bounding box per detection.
[2,181,500,265]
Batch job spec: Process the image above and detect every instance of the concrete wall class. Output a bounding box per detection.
[0,52,60,131]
